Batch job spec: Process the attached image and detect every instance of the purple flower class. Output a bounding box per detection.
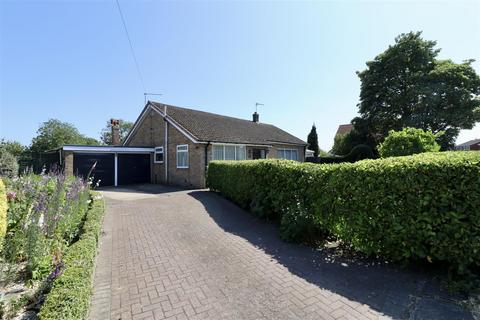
[47,261,65,281]
[6,191,17,201]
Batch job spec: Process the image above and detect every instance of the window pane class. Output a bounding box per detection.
[213,145,224,160]
[155,152,163,162]
[177,148,188,168]
[278,150,285,159]
[225,146,235,160]
[236,146,246,160]
[285,150,291,160]
[291,150,298,161]
[177,145,188,151]
[181,153,188,167]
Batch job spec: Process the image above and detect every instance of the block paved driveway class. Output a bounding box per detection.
[89,184,473,320]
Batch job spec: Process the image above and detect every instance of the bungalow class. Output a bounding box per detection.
[58,101,307,188]
[455,139,480,151]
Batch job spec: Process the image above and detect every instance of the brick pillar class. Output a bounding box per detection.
[63,151,74,176]
[111,119,121,145]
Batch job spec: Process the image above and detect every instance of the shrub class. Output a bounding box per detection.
[378,127,441,157]
[0,148,18,177]
[207,152,480,274]
[38,194,105,320]
[307,144,374,164]
[2,172,90,279]
[0,179,7,251]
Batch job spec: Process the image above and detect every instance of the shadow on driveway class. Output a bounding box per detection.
[188,190,473,320]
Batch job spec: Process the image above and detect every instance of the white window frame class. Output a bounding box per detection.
[154,146,164,163]
[211,144,247,161]
[277,148,299,161]
[176,144,189,168]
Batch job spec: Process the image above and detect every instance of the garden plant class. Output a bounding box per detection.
[0,170,105,319]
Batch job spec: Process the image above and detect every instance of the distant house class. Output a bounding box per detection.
[55,101,307,189]
[455,139,480,151]
[336,124,354,136]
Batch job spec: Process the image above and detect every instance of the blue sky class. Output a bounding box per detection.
[1,0,479,150]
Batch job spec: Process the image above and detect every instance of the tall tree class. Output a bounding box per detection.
[356,31,480,149]
[307,124,320,157]
[100,119,134,145]
[30,119,99,153]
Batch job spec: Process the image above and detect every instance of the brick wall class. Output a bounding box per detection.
[127,109,166,184]
[126,109,207,188]
[63,151,74,176]
[471,143,480,151]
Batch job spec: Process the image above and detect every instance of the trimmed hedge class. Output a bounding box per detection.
[207,152,480,273]
[0,178,7,251]
[38,193,105,320]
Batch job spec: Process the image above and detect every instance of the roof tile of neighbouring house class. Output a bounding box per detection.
[456,138,480,147]
[336,124,354,136]
[150,101,306,146]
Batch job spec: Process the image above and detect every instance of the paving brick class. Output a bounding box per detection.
[89,185,473,320]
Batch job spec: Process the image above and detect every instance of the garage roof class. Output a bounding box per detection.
[59,145,154,153]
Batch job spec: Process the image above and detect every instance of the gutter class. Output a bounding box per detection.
[164,105,168,184]
[205,142,210,187]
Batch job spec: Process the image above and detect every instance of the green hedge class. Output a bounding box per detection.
[0,178,7,251]
[38,193,105,320]
[207,152,480,273]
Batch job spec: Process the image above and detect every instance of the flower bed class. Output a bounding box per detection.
[0,171,105,319]
[38,195,104,320]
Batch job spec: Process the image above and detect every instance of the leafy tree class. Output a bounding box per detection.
[306,124,320,157]
[331,133,349,156]
[318,149,329,157]
[0,139,26,158]
[30,119,99,153]
[357,31,480,150]
[330,125,373,156]
[100,119,133,145]
[0,147,19,177]
[378,127,441,158]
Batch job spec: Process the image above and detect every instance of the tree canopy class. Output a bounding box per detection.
[307,124,320,157]
[30,119,99,153]
[0,147,19,177]
[100,119,133,145]
[356,31,480,150]
[0,139,26,158]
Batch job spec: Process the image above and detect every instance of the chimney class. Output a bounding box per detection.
[111,119,121,145]
[252,112,259,123]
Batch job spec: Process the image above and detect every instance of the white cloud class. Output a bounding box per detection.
[457,124,480,145]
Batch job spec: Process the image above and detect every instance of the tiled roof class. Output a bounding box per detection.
[456,138,480,147]
[150,102,306,146]
[336,124,354,136]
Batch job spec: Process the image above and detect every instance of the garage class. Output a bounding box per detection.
[117,154,150,185]
[57,146,154,187]
[73,153,115,186]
